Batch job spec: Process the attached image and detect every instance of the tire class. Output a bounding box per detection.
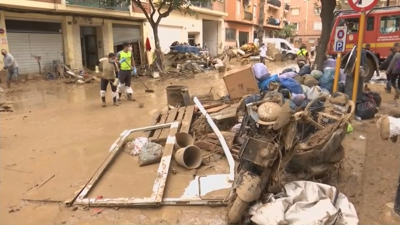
[227,196,249,224]
[287,53,295,60]
[363,56,376,82]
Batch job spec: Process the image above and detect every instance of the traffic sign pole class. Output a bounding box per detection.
[333,53,342,92]
[352,11,366,103]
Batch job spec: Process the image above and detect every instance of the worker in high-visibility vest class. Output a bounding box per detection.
[296,44,310,70]
[116,42,136,101]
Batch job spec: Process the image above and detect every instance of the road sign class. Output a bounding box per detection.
[348,0,379,12]
[333,26,347,53]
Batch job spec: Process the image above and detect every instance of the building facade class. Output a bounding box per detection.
[0,0,226,75]
[224,0,286,48]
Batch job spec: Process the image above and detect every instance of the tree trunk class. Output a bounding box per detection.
[315,0,336,71]
[151,23,164,71]
[257,0,266,40]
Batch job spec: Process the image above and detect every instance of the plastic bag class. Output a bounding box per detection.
[298,65,311,76]
[259,74,279,91]
[310,70,323,80]
[279,71,297,79]
[129,137,148,156]
[282,67,296,74]
[279,77,303,94]
[303,75,319,87]
[365,92,382,107]
[138,142,163,167]
[355,95,378,120]
[252,63,270,81]
[320,68,335,92]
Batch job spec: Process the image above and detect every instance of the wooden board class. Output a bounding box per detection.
[148,106,195,141]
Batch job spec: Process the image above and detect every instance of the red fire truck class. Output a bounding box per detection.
[327,6,400,81]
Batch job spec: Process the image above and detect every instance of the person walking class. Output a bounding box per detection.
[99,53,119,107]
[116,42,135,101]
[259,43,267,65]
[381,43,399,93]
[296,44,310,70]
[1,49,19,88]
[386,43,400,99]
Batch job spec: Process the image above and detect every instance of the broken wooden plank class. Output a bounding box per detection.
[209,103,239,120]
[151,111,169,140]
[206,104,230,114]
[175,107,186,122]
[146,110,162,138]
[159,109,178,139]
[180,105,195,133]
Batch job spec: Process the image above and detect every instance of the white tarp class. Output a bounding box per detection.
[249,181,359,225]
[388,116,400,138]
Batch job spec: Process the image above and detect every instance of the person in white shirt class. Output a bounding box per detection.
[259,43,267,64]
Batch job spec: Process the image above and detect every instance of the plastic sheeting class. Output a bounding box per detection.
[253,63,270,81]
[389,116,400,138]
[249,181,359,225]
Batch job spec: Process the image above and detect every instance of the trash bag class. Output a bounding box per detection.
[298,64,311,76]
[279,77,303,94]
[138,142,163,167]
[355,94,378,120]
[310,70,323,80]
[252,63,270,81]
[303,75,319,87]
[279,71,297,79]
[282,67,296,73]
[320,68,335,92]
[291,93,306,106]
[259,74,279,91]
[365,92,382,107]
[293,75,303,84]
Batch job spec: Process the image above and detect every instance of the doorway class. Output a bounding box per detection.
[80,27,98,70]
[238,31,249,46]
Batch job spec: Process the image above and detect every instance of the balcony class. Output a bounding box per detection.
[283,21,289,26]
[284,3,290,11]
[191,0,213,10]
[66,0,129,11]
[267,17,281,26]
[267,0,282,8]
[244,11,253,21]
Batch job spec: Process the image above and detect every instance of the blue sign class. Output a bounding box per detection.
[335,41,344,52]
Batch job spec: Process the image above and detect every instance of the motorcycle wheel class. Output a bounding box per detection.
[227,196,249,224]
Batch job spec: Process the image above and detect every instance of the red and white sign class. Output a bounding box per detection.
[0,28,5,35]
[348,0,379,12]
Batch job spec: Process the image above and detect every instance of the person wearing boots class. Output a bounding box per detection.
[1,49,19,88]
[116,42,135,101]
[99,53,119,107]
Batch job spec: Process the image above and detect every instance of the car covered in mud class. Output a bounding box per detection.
[227,91,354,224]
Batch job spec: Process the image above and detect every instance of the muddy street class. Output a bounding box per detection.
[0,61,399,225]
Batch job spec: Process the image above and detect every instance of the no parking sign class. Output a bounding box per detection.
[333,26,347,52]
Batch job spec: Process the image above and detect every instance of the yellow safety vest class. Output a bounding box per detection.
[120,51,132,71]
[297,49,308,56]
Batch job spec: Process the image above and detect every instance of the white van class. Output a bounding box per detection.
[254,38,299,60]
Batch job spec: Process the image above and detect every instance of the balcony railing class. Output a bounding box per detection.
[284,3,290,11]
[267,18,281,26]
[267,0,282,8]
[244,11,253,21]
[66,0,129,11]
[191,0,213,9]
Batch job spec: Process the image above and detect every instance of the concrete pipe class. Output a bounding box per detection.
[174,145,202,169]
[174,132,194,150]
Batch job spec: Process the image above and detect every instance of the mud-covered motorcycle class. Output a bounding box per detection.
[227,92,355,224]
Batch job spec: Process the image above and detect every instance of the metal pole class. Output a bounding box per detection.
[333,53,342,92]
[352,11,366,103]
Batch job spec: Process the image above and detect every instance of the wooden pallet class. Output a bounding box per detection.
[147,105,195,141]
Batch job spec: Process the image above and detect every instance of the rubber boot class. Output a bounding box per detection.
[6,80,11,88]
[118,93,122,101]
[101,97,106,107]
[113,97,119,106]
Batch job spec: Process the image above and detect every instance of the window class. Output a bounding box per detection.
[291,8,299,16]
[338,18,359,33]
[280,42,290,50]
[380,15,400,34]
[313,21,322,30]
[226,28,236,41]
[309,38,315,44]
[366,16,374,31]
[188,34,195,46]
[292,23,298,30]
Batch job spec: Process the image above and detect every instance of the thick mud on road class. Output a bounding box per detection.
[0,61,399,225]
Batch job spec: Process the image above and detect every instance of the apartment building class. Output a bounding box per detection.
[224,0,286,47]
[285,0,321,48]
[0,0,226,75]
